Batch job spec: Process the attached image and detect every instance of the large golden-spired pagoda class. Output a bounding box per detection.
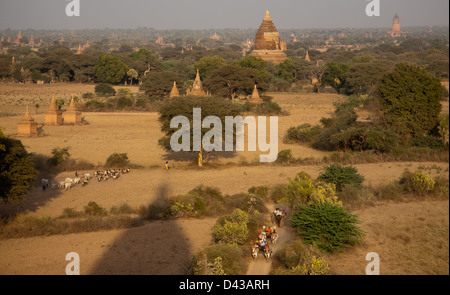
[44,96,63,125]
[249,10,287,64]
[17,106,38,136]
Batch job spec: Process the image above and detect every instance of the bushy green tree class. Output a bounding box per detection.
[158,96,242,167]
[194,56,226,80]
[140,71,184,97]
[318,164,364,191]
[203,65,266,99]
[0,130,38,202]
[377,63,443,140]
[95,54,129,84]
[291,202,365,253]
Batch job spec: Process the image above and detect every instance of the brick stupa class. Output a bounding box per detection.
[250,10,287,64]
[187,70,208,96]
[64,96,82,125]
[248,85,263,104]
[44,96,63,125]
[169,81,180,98]
[17,106,38,136]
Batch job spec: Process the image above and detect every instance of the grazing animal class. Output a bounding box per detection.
[84,173,91,180]
[64,182,72,190]
[58,181,66,189]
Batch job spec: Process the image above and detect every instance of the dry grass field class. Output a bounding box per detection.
[0,82,448,275]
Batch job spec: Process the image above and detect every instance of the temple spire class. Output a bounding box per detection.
[264,10,271,21]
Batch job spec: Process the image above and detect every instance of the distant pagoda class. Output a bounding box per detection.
[17,106,38,136]
[388,14,406,37]
[248,85,263,104]
[249,10,287,64]
[169,81,180,98]
[187,70,208,96]
[44,96,63,125]
[64,96,82,125]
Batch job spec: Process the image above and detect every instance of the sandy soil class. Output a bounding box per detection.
[0,218,216,275]
[326,200,449,275]
[0,84,448,275]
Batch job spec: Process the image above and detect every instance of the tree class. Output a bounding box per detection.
[95,83,116,96]
[344,62,390,95]
[0,130,38,202]
[310,61,327,93]
[323,62,350,93]
[128,48,162,77]
[377,63,443,140]
[194,56,226,80]
[158,96,242,167]
[140,71,185,97]
[233,56,268,81]
[203,65,266,99]
[127,69,138,86]
[95,54,129,84]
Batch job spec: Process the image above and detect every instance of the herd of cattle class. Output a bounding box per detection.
[41,168,132,191]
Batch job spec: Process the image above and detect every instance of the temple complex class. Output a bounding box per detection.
[388,14,406,37]
[64,97,82,125]
[249,10,287,64]
[44,96,63,125]
[169,81,180,98]
[17,106,38,136]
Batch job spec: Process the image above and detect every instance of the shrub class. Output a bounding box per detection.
[276,149,294,164]
[374,181,404,201]
[291,202,365,253]
[286,124,321,143]
[48,147,71,166]
[318,164,365,191]
[284,172,341,209]
[270,184,287,203]
[432,176,449,199]
[212,209,249,244]
[194,244,246,275]
[253,101,282,115]
[82,92,94,99]
[95,83,116,96]
[84,99,106,111]
[337,184,373,205]
[116,96,133,109]
[105,153,129,168]
[84,201,107,216]
[248,186,269,199]
[403,171,435,195]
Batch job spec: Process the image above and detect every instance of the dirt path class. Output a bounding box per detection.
[246,203,295,275]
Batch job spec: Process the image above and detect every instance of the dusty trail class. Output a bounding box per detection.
[246,203,295,275]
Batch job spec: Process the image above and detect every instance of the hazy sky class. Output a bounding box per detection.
[0,0,448,30]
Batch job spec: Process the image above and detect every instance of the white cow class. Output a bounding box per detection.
[64,182,72,190]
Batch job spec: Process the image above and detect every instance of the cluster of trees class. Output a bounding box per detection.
[287,63,448,153]
[1,33,447,97]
